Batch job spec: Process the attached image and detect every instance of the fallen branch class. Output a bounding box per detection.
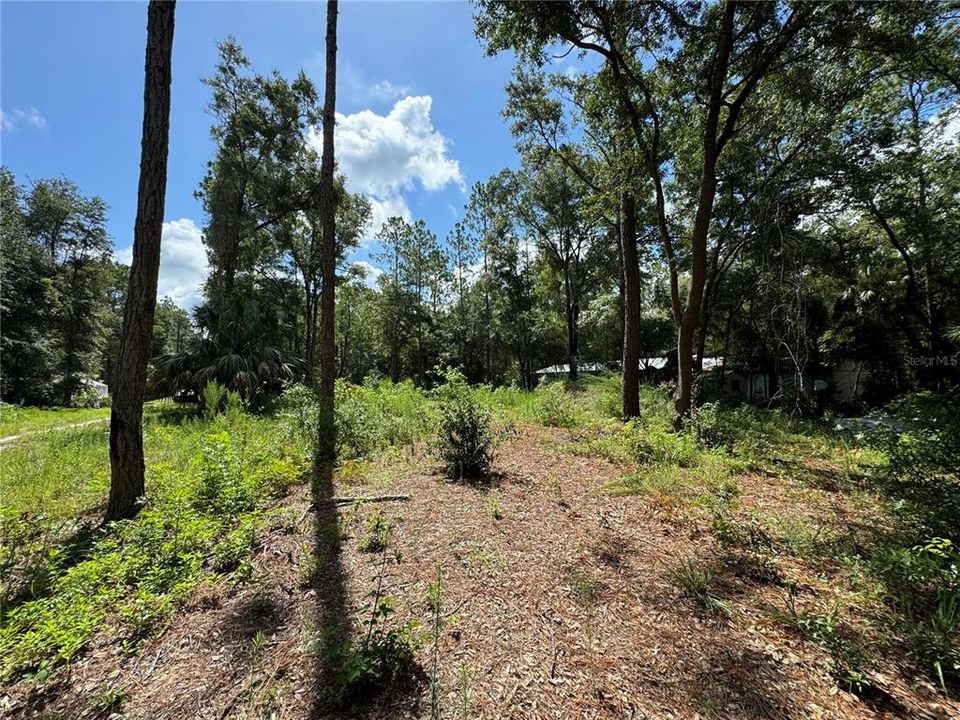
[298,494,412,523]
[328,494,411,504]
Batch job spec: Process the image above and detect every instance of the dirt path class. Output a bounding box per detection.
[0,418,109,447]
[4,426,956,719]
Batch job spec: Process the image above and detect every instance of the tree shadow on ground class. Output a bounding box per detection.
[310,459,351,717]
[310,459,424,718]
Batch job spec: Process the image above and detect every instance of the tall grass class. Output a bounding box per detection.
[0,409,310,681]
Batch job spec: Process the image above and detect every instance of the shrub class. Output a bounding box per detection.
[535,380,578,427]
[201,380,243,418]
[335,381,380,458]
[213,514,259,582]
[621,422,698,467]
[326,595,421,703]
[334,379,433,458]
[202,381,226,417]
[692,402,736,451]
[192,432,255,516]
[874,537,960,687]
[433,370,494,480]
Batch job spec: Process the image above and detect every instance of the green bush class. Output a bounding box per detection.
[692,402,736,451]
[620,421,698,467]
[324,595,421,703]
[535,380,578,428]
[874,537,960,687]
[202,381,227,417]
[334,379,433,458]
[433,370,494,480]
[192,432,256,516]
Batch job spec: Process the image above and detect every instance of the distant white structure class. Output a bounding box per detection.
[535,362,609,376]
[534,357,725,376]
[81,377,109,399]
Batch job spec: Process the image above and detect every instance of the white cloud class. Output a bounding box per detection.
[307,95,464,245]
[0,107,47,132]
[329,60,411,107]
[114,218,208,311]
[331,95,463,195]
[351,261,384,290]
[158,218,208,309]
[367,195,411,239]
[368,80,411,103]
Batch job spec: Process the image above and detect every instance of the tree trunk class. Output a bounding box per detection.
[620,191,641,419]
[304,284,315,385]
[317,0,339,463]
[106,0,175,523]
[566,301,579,383]
[672,1,734,431]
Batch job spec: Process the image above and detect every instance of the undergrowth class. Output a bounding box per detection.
[0,409,308,682]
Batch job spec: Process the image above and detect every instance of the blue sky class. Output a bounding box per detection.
[1,0,519,307]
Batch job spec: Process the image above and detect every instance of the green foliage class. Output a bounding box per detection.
[357,513,391,554]
[325,595,421,704]
[320,525,422,705]
[780,595,871,693]
[874,537,960,687]
[1,170,118,406]
[335,379,432,458]
[427,568,444,720]
[0,408,309,681]
[91,686,130,711]
[433,369,495,480]
[202,380,227,418]
[213,514,259,582]
[569,570,600,605]
[535,380,578,427]
[666,557,730,616]
[621,422,698,467]
[692,403,736,452]
[869,392,960,539]
[193,432,257,516]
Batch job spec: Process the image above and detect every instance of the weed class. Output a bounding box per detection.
[458,663,472,718]
[487,497,502,520]
[357,513,391,554]
[666,557,731,616]
[428,568,443,720]
[91,686,130,711]
[248,629,268,666]
[621,422,698,467]
[536,381,578,428]
[213,514,259,582]
[780,593,871,692]
[569,571,600,605]
[320,535,422,704]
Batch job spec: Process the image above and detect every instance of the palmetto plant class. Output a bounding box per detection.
[153,297,297,407]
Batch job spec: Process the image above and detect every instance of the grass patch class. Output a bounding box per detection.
[666,557,731,616]
[0,409,309,682]
[0,404,111,437]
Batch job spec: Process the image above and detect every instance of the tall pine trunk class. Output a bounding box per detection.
[317,0,339,463]
[106,0,176,522]
[620,191,641,419]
